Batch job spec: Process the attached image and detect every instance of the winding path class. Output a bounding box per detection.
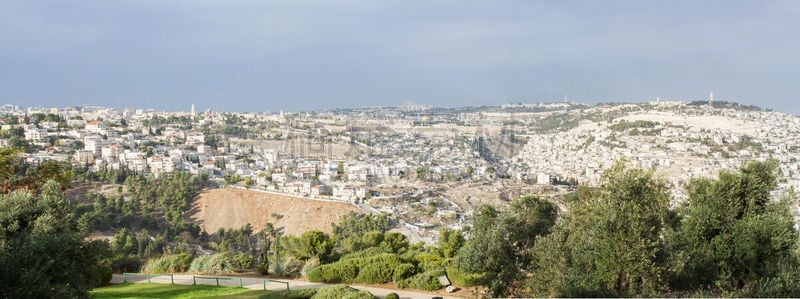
[110,274,463,299]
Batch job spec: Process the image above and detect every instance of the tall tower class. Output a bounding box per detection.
[191,104,196,118]
[709,92,714,104]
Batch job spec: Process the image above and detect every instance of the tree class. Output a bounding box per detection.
[332,212,389,254]
[527,163,670,297]
[455,195,557,297]
[282,230,335,263]
[436,228,464,259]
[668,159,797,293]
[380,232,409,254]
[0,181,112,298]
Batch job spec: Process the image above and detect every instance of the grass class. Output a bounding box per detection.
[91,283,266,299]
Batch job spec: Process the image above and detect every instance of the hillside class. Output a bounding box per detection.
[191,187,360,236]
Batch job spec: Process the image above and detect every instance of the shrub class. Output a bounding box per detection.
[256,264,269,275]
[445,265,485,287]
[284,256,305,278]
[308,262,358,283]
[272,258,287,277]
[385,293,399,299]
[97,263,113,286]
[309,253,401,284]
[356,262,394,284]
[413,253,443,272]
[393,263,417,284]
[302,257,321,277]
[188,253,236,274]
[231,252,254,270]
[311,284,374,299]
[110,254,143,273]
[142,253,192,273]
[404,270,446,291]
[340,247,386,261]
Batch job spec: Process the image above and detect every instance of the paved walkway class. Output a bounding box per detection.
[110,274,463,299]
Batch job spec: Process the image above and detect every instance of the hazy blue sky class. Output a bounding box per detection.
[1,1,798,113]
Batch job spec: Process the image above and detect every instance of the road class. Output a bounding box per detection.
[110,274,463,299]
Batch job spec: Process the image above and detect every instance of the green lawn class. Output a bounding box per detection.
[91,283,266,299]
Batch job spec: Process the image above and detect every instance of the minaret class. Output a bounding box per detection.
[191,104,196,118]
[709,92,714,105]
[564,95,569,103]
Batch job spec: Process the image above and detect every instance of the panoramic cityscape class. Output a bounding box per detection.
[2,1,800,298]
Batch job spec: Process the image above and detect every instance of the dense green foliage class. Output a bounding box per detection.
[667,159,796,294]
[1,147,72,193]
[455,195,557,296]
[519,160,800,298]
[0,181,112,298]
[188,253,238,274]
[332,212,390,254]
[533,113,580,133]
[528,163,671,297]
[142,253,193,273]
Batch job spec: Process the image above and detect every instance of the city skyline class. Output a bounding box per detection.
[1,1,798,114]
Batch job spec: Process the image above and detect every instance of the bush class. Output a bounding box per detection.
[272,258,287,277]
[745,263,800,297]
[340,247,386,261]
[311,284,374,299]
[188,253,236,274]
[284,256,305,278]
[308,253,401,284]
[110,254,143,273]
[445,266,485,287]
[356,262,394,284]
[97,263,113,286]
[256,264,269,275]
[385,292,399,299]
[308,262,358,283]
[231,252,254,270]
[142,253,192,273]
[413,253,443,272]
[403,270,446,291]
[302,257,321,277]
[393,263,417,284]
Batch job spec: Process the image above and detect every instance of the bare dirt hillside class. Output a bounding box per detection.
[191,187,360,236]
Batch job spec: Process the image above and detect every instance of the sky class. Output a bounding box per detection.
[1,1,798,114]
